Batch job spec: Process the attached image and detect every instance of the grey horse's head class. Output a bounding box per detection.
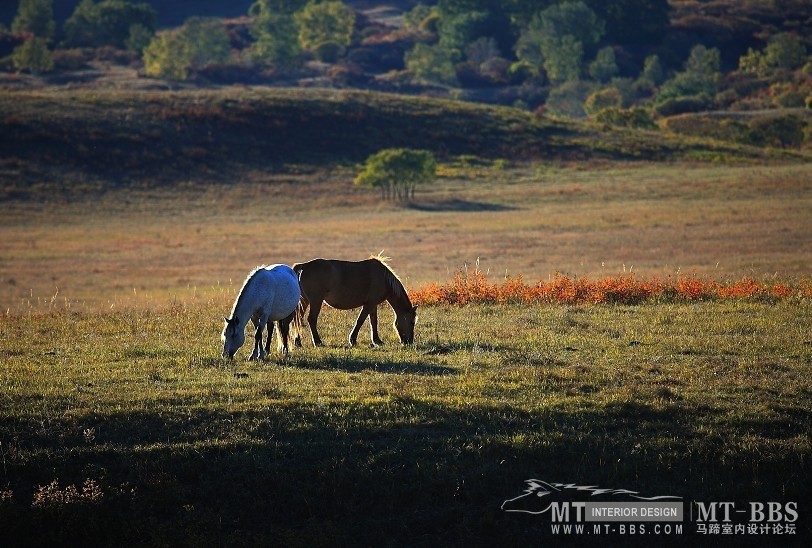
[221,316,244,360]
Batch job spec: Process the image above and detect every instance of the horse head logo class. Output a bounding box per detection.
[501,479,681,514]
[500,480,563,514]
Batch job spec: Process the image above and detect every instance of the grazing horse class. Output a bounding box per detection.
[292,256,417,347]
[221,264,301,360]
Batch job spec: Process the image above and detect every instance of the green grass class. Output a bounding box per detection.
[1,300,810,544]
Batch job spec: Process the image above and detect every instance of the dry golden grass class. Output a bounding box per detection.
[1,161,810,312]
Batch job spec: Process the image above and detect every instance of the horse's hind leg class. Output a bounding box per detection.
[369,306,383,347]
[264,321,275,356]
[277,312,294,356]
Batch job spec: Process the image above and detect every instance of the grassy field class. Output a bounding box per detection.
[2,161,811,313]
[1,155,811,544]
[1,298,810,545]
[1,84,811,543]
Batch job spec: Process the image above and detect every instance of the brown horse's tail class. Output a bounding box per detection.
[290,263,307,347]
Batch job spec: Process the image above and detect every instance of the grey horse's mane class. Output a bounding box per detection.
[230,265,266,318]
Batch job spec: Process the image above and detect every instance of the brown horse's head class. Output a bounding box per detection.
[394,305,417,344]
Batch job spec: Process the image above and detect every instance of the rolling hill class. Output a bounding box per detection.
[0,86,786,196]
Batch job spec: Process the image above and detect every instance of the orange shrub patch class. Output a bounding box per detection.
[410,270,808,306]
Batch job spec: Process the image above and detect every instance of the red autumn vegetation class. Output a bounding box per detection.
[410,268,810,306]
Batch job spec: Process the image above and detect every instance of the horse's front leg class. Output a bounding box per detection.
[249,317,268,361]
[369,305,383,347]
[350,304,374,347]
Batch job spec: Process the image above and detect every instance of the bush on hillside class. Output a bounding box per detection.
[660,114,748,143]
[594,107,656,129]
[746,115,806,149]
[584,87,622,115]
[143,17,232,80]
[654,94,713,116]
[11,36,53,73]
[51,48,89,71]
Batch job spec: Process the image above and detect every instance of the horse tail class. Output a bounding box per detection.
[290,263,307,345]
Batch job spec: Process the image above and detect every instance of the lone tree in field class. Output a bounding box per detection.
[355,149,436,201]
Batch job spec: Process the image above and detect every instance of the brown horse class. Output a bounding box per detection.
[292,256,417,347]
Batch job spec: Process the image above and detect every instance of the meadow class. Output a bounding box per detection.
[2,161,811,312]
[1,299,810,544]
[1,157,811,544]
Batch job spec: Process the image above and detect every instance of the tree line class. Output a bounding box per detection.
[5,0,810,136]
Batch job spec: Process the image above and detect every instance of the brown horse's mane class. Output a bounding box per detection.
[370,253,410,305]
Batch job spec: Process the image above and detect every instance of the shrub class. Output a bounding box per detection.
[588,46,618,83]
[507,60,536,85]
[773,88,806,108]
[584,87,622,115]
[12,0,55,40]
[546,80,596,119]
[594,107,656,129]
[410,270,801,306]
[295,1,355,54]
[639,54,665,86]
[314,41,343,63]
[11,36,53,73]
[125,22,153,53]
[746,115,805,149]
[63,0,157,49]
[404,43,457,85]
[654,94,713,116]
[657,72,716,104]
[51,48,89,71]
[143,17,232,80]
[660,114,748,143]
[763,33,807,71]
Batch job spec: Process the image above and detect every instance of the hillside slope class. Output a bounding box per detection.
[0,87,785,193]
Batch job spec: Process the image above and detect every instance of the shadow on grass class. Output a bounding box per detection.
[285,354,458,376]
[404,199,517,212]
[1,398,810,546]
